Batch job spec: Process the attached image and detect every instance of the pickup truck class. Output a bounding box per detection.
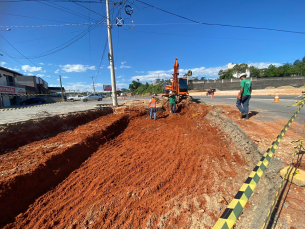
[67,94,83,101]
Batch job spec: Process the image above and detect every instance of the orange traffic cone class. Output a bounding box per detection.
[211,92,214,99]
[273,93,280,103]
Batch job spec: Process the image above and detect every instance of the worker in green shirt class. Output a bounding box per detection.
[169,91,176,114]
[236,73,252,119]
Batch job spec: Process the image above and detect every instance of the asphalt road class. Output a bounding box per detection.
[192,95,305,123]
[0,97,149,125]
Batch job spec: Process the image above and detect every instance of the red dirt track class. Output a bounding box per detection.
[1,104,248,228]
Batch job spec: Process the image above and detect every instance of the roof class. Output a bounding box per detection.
[48,87,65,92]
[0,66,23,76]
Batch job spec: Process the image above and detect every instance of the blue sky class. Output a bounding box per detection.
[1,0,305,92]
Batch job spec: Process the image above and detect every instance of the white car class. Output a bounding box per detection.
[67,94,83,101]
[81,94,103,102]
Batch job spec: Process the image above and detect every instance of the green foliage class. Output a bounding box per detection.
[218,56,305,79]
[200,76,206,80]
[183,70,192,76]
[128,80,164,95]
[219,69,234,79]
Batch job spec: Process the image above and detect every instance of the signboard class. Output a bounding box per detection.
[0,85,26,94]
[103,85,112,91]
[117,88,120,91]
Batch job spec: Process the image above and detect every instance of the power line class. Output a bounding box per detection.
[95,37,108,81]
[0,22,105,28]
[7,17,106,59]
[36,0,100,23]
[1,0,103,2]
[137,0,305,35]
[0,12,76,24]
[0,35,38,66]
[69,0,106,18]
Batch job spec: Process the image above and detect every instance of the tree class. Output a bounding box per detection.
[232,63,248,78]
[249,66,260,78]
[193,76,199,81]
[219,69,234,79]
[200,76,206,80]
[218,70,223,76]
[183,70,193,77]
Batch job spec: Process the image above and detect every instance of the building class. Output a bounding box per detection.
[15,75,49,94]
[220,63,251,78]
[0,66,26,107]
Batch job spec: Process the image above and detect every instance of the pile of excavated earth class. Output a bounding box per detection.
[0,100,304,229]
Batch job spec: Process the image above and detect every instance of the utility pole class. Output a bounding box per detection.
[106,0,118,106]
[59,75,64,102]
[90,76,95,92]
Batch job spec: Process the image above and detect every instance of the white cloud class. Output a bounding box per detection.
[63,76,69,79]
[135,71,144,73]
[116,83,129,89]
[36,74,44,77]
[39,63,44,65]
[117,75,124,78]
[130,62,282,82]
[248,62,281,69]
[43,75,51,78]
[21,65,42,72]
[55,69,59,74]
[63,82,104,92]
[1,61,7,66]
[61,64,96,72]
[120,61,131,69]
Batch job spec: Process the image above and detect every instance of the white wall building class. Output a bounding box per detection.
[0,66,26,107]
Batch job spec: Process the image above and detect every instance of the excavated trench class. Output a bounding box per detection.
[0,102,282,228]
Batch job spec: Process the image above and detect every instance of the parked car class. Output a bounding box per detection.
[81,94,103,102]
[20,98,46,105]
[67,94,83,101]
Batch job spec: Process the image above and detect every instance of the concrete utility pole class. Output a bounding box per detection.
[90,76,96,92]
[59,75,64,102]
[106,0,118,106]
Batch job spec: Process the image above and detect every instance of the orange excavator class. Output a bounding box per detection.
[162,58,189,101]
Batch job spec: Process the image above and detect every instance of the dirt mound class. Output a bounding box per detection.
[0,102,254,229]
[0,114,128,227]
[0,108,112,154]
[277,85,296,89]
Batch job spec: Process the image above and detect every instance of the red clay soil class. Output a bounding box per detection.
[216,105,305,229]
[1,103,249,229]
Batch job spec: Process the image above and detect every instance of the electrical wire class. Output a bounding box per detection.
[0,22,105,28]
[69,0,106,18]
[0,35,38,66]
[95,37,108,81]
[0,12,75,24]
[7,18,105,59]
[0,48,23,65]
[1,0,103,2]
[136,0,305,35]
[37,0,100,23]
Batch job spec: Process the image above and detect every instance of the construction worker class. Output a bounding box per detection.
[236,73,252,119]
[169,91,176,114]
[149,95,157,120]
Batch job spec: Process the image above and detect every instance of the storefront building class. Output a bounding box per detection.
[0,67,26,107]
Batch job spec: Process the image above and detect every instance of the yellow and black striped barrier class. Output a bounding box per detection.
[3,93,60,97]
[0,101,65,112]
[262,142,303,229]
[212,102,304,229]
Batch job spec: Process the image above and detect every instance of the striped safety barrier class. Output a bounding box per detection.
[0,101,65,112]
[212,102,304,229]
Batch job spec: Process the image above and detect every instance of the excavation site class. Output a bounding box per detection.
[0,100,293,229]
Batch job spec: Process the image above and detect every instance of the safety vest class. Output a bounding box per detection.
[149,98,156,108]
